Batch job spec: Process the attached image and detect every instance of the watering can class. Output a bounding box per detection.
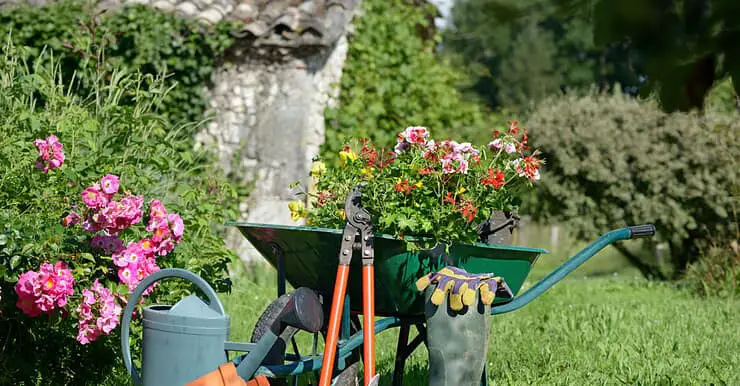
[120,268,231,386]
[121,268,325,386]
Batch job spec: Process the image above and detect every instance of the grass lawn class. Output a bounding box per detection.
[221,263,739,385]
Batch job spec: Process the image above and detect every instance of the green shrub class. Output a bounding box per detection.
[524,88,740,280]
[685,239,740,299]
[322,0,501,164]
[0,41,238,385]
[0,0,238,135]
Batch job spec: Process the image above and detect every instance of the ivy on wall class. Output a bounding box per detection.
[322,0,501,164]
[0,0,239,138]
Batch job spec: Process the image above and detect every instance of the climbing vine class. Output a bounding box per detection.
[0,0,239,137]
[322,0,500,164]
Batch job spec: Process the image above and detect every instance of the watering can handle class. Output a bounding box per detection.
[120,268,226,385]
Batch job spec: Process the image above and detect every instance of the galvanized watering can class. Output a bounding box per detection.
[120,268,231,386]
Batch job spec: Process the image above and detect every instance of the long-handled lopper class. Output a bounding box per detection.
[318,185,378,386]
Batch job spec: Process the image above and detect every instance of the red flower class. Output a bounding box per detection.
[509,120,520,135]
[317,191,334,207]
[481,168,505,189]
[444,192,456,205]
[459,200,478,222]
[394,180,415,195]
[419,166,435,175]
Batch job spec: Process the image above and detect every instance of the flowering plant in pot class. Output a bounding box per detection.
[289,121,543,249]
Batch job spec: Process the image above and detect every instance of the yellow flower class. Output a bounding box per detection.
[337,209,347,220]
[339,150,359,165]
[361,167,374,176]
[457,187,467,194]
[310,161,327,178]
[306,217,314,226]
[288,200,308,222]
[415,181,423,188]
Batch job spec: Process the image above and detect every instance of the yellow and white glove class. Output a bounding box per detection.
[415,266,512,311]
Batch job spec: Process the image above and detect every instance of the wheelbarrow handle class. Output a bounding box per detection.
[628,224,656,238]
[491,224,656,315]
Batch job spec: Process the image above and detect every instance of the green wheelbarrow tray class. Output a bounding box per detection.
[230,222,656,317]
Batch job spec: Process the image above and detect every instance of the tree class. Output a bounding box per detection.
[441,0,641,112]
[554,0,740,112]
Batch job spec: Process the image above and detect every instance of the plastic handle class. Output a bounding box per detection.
[628,224,656,239]
[120,268,226,385]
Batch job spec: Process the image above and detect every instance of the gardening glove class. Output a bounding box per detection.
[415,266,513,311]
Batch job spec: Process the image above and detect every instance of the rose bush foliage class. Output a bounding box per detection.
[0,44,239,384]
[291,123,542,248]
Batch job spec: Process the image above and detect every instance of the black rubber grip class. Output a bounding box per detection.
[628,224,656,238]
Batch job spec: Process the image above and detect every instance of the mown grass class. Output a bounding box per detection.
[110,225,739,385]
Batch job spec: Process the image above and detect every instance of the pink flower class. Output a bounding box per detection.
[100,174,120,195]
[117,255,160,295]
[75,280,122,345]
[112,242,145,268]
[14,262,74,317]
[33,135,65,173]
[398,126,430,145]
[82,187,108,210]
[488,139,503,150]
[61,211,81,228]
[90,234,124,255]
[504,143,517,154]
[149,200,167,221]
[138,238,157,257]
[168,213,184,241]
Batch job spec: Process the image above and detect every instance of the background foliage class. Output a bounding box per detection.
[524,88,739,280]
[441,0,644,113]
[322,0,504,165]
[0,39,238,384]
[0,0,238,137]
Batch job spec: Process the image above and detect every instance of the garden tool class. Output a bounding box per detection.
[319,184,377,386]
[417,267,513,386]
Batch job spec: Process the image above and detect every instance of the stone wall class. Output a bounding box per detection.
[196,34,351,261]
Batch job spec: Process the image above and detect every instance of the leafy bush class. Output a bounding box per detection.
[322,0,500,165]
[0,0,238,134]
[293,124,542,247]
[0,42,238,385]
[524,88,740,280]
[685,239,739,299]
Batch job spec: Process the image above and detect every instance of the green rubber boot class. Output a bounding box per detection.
[424,285,491,386]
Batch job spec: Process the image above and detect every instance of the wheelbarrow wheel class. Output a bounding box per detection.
[251,291,361,386]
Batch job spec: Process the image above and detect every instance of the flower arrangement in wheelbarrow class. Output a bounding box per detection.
[290,121,543,249]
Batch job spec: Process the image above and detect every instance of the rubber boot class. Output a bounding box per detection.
[424,285,491,386]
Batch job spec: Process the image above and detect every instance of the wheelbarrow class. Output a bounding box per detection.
[222,201,655,384]
[120,187,656,386]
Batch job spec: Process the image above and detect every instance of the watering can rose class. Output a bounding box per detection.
[290,122,543,246]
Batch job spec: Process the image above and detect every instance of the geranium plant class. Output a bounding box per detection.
[290,122,543,247]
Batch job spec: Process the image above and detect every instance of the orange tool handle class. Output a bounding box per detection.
[318,265,351,386]
[362,265,376,386]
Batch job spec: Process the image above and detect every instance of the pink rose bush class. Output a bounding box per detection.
[11,135,187,345]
